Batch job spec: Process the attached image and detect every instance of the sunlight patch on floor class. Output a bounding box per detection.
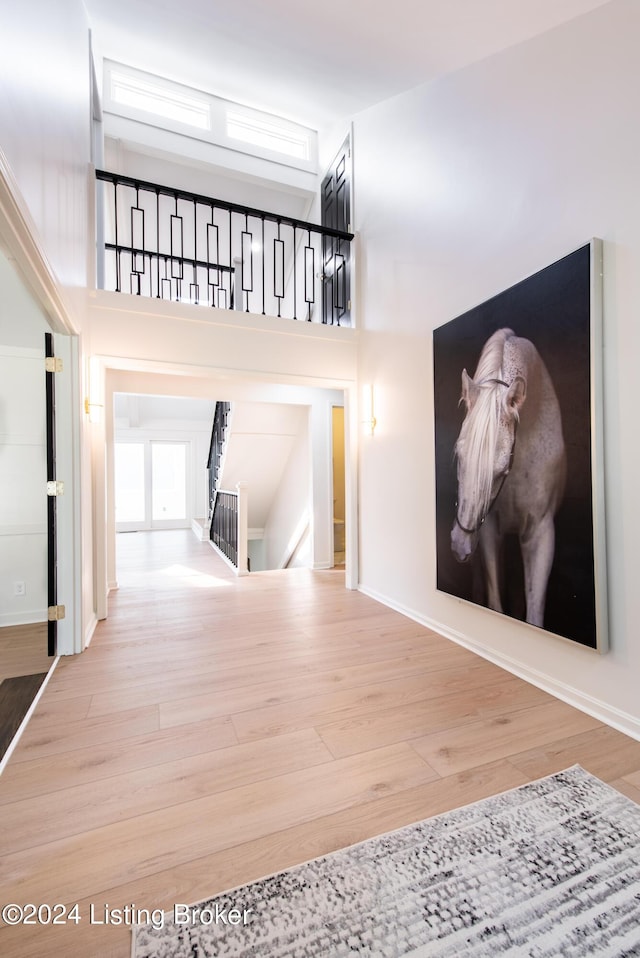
[160,564,233,588]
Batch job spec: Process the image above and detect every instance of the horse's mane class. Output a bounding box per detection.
[473,327,513,382]
[455,328,515,520]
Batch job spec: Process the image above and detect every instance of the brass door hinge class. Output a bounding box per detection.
[45,356,63,373]
[47,481,65,497]
[48,605,66,621]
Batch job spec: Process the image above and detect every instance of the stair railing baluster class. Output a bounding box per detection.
[96,169,353,325]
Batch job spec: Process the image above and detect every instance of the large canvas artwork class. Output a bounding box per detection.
[433,241,607,651]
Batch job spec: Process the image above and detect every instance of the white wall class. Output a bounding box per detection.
[219,401,307,530]
[0,0,91,299]
[88,290,357,386]
[0,0,94,650]
[263,413,311,569]
[247,536,267,572]
[103,136,316,222]
[354,0,640,735]
[244,391,341,573]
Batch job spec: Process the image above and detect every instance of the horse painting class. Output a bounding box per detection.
[451,327,566,628]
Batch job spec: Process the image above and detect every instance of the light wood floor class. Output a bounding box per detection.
[0,623,51,684]
[0,623,53,763]
[1,530,640,958]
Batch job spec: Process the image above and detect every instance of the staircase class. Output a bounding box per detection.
[207,400,231,521]
[206,400,310,572]
[207,401,245,570]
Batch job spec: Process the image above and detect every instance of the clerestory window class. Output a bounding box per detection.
[103,61,317,171]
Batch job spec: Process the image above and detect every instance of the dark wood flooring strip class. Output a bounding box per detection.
[0,673,48,761]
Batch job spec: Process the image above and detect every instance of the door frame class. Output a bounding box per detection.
[51,333,83,655]
[0,154,83,656]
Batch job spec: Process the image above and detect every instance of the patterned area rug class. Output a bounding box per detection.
[131,766,640,957]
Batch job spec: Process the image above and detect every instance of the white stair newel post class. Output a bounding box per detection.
[236,481,249,575]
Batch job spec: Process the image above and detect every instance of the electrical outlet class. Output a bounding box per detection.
[14,581,26,596]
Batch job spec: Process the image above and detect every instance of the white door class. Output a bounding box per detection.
[150,442,188,526]
[115,440,190,531]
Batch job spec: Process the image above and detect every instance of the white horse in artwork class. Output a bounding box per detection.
[451,327,566,628]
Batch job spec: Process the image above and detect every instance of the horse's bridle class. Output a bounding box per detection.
[454,378,518,536]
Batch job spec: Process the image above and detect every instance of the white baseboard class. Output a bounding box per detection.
[0,611,47,627]
[358,582,640,744]
[83,612,98,650]
[191,518,210,541]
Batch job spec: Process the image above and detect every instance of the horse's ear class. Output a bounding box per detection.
[506,375,526,414]
[461,369,479,411]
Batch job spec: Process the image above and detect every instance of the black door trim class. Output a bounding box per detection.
[45,332,57,657]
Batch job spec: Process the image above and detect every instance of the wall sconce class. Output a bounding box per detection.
[362,384,377,436]
[84,397,104,424]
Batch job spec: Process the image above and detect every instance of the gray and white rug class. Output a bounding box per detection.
[132,766,640,957]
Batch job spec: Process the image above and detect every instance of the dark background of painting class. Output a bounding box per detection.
[433,244,598,648]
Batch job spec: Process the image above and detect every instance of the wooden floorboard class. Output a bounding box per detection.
[0,624,51,683]
[0,529,639,958]
[0,623,53,763]
[0,673,48,762]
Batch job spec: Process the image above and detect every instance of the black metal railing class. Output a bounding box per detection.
[207,400,231,520]
[207,401,239,568]
[211,490,238,567]
[96,170,353,326]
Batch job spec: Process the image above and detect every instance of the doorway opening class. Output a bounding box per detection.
[104,382,354,615]
[0,255,55,764]
[332,405,346,568]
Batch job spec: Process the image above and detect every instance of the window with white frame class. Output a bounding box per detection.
[103,61,317,171]
[109,69,211,131]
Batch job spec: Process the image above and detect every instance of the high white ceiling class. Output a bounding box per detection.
[85,0,613,134]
